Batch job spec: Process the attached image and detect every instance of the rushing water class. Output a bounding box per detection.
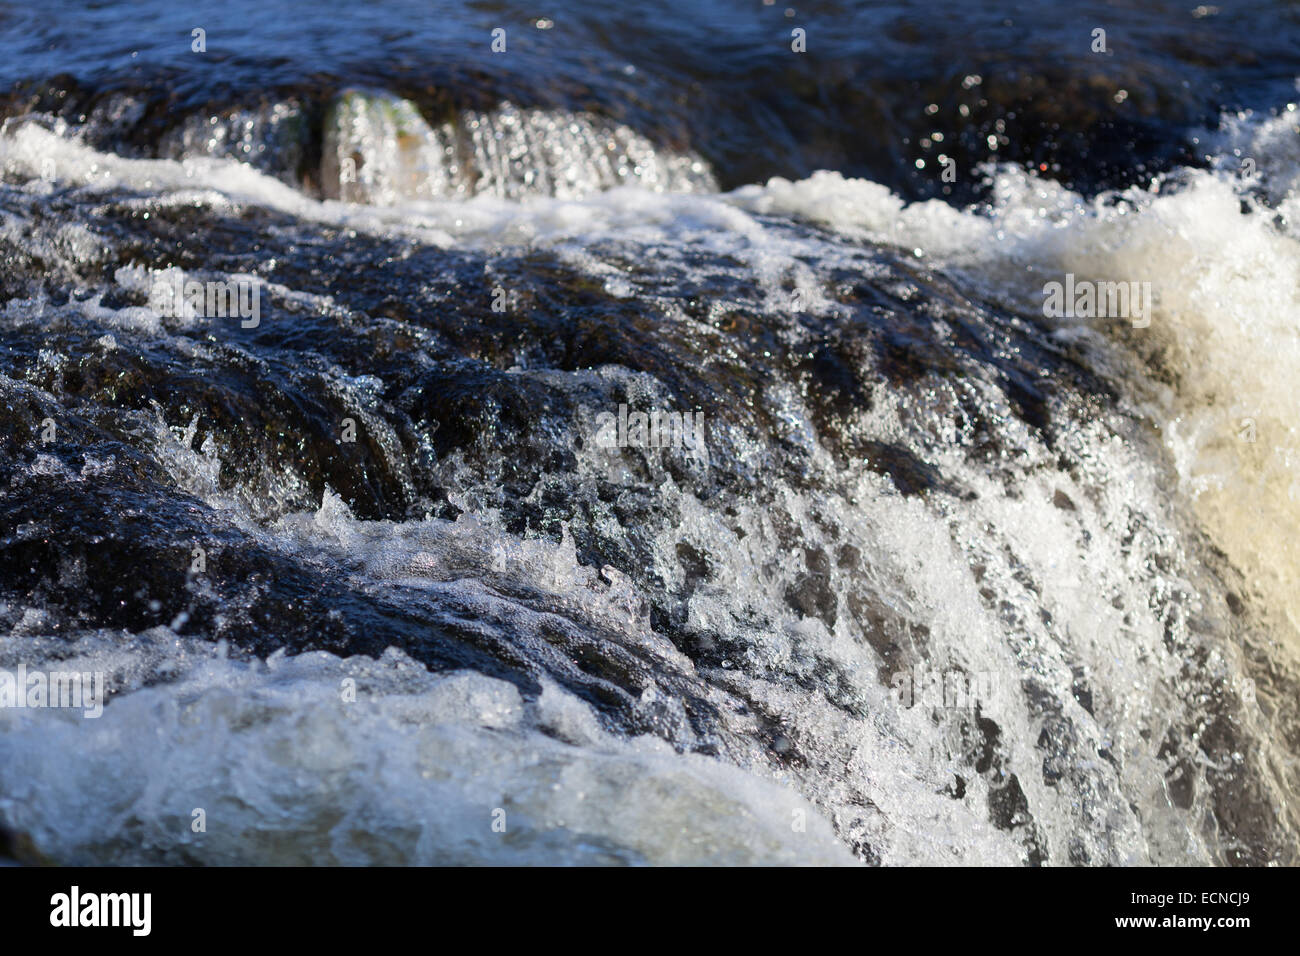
[1,0,1299,866]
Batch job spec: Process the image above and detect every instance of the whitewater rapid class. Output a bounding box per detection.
[1,88,1298,866]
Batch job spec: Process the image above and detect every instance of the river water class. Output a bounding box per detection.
[1,0,1298,865]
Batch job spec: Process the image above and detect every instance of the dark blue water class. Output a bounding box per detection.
[6,0,1300,195]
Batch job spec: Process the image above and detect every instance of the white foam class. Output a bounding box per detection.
[0,631,850,865]
[730,150,1300,644]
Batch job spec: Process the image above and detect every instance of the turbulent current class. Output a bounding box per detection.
[1,0,1299,866]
